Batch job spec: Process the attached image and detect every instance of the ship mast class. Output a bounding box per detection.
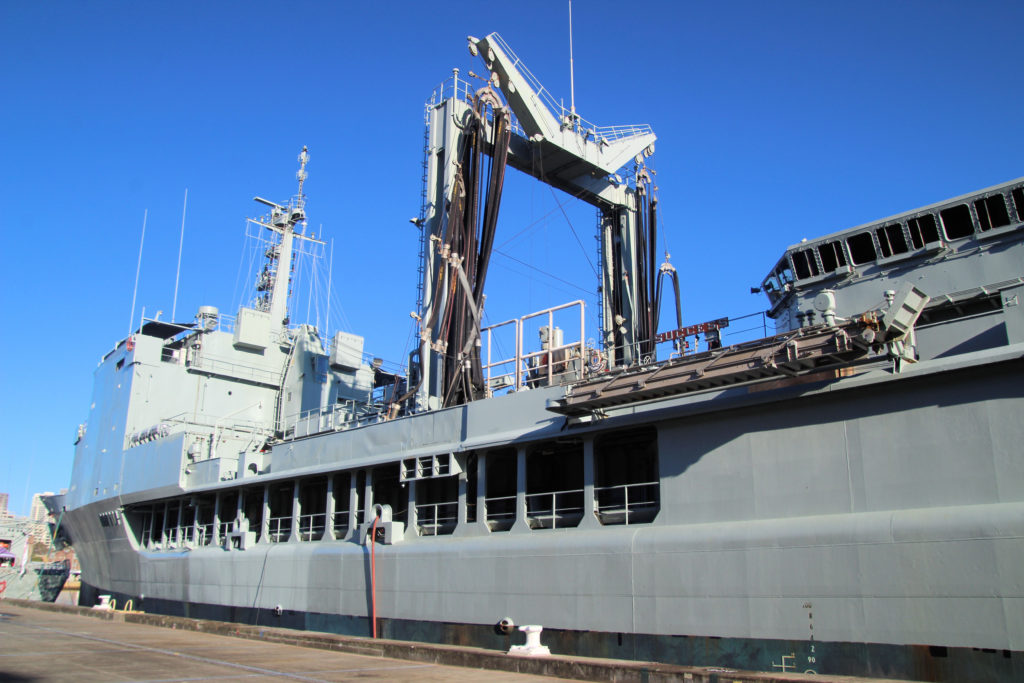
[250,146,319,329]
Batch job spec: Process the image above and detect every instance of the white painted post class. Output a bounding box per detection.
[580,436,600,529]
[260,485,270,543]
[513,446,530,532]
[289,480,301,542]
[323,475,336,541]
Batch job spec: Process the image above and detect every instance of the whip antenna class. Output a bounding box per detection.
[172,188,187,321]
[569,0,576,124]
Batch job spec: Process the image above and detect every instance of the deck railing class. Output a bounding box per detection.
[331,511,350,537]
[267,516,292,543]
[415,502,458,536]
[481,300,586,394]
[595,481,660,525]
[483,495,516,531]
[296,513,326,541]
[525,488,585,529]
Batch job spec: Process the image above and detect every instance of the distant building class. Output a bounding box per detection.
[0,492,9,519]
[30,492,54,523]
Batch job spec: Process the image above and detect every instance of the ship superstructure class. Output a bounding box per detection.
[62,33,1023,682]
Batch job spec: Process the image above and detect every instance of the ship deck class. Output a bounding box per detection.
[1,600,918,683]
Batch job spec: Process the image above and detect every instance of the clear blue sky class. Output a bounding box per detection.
[2,1,1022,515]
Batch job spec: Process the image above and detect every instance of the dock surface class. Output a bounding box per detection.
[0,603,577,682]
[1,600,917,682]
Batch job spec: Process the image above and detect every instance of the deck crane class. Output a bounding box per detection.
[411,33,666,411]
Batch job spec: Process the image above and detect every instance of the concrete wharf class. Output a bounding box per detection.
[0,600,917,683]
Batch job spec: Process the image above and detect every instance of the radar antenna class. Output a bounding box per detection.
[296,146,309,200]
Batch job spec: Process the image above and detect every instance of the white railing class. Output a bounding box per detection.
[331,510,351,537]
[595,481,660,525]
[489,33,654,143]
[280,400,387,441]
[296,513,326,541]
[267,516,291,543]
[187,351,280,385]
[415,502,459,536]
[525,488,585,529]
[195,522,214,546]
[481,300,586,394]
[427,75,528,140]
[484,495,516,521]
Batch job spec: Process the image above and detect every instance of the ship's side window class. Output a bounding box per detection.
[940,204,974,240]
[483,448,517,532]
[370,463,406,528]
[242,487,264,544]
[414,475,459,536]
[124,506,152,548]
[298,477,327,541]
[1012,188,1024,223]
[817,240,848,272]
[267,483,293,543]
[791,248,820,280]
[908,214,940,249]
[594,427,659,525]
[846,232,876,265]
[775,262,794,285]
[526,440,583,529]
[875,223,909,258]
[974,195,1011,232]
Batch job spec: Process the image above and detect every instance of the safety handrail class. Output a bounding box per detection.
[525,488,585,529]
[481,300,586,394]
[297,513,325,541]
[594,481,660,525]
[267,515,292,543]
[483,494,517,522]
[488,33,653,143]
[415,502,459,535]
[330,510,351,536]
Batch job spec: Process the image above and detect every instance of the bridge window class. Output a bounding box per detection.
[791,248,820,279]
[846,232,876,265]
[974,195,1011,231]
[817,240,848,272]
[775,262,794,285]
[875,223,909,257]
[908,214,940,249]
[1013,188,1024,222]
[940,204,974,240]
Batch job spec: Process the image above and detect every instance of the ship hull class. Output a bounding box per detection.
[63,345,1024,681]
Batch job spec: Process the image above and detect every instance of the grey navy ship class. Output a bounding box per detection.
[63,33,1023,681]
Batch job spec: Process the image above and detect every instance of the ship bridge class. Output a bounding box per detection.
[761,178,1024,340]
